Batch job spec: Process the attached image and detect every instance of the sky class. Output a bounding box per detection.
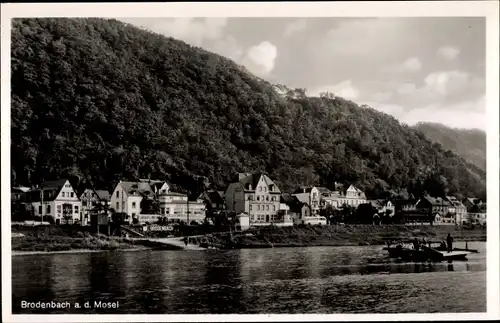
[119,17,486,130]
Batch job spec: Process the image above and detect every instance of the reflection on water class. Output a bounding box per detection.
[12,242,486,314]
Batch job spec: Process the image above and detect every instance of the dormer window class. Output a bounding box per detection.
[269,185,274,192]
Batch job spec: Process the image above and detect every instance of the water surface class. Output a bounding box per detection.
[12,242,486,314]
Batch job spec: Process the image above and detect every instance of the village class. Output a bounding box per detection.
[11,172,487,235]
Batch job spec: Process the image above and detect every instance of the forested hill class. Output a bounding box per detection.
[10,18,486,200]
[413,122,486,172]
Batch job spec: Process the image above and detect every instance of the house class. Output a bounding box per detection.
[225,172,282,226]
[110,180,158,223]
[292,186,321,214]
[11,186,30,218]
[24,179,82,225]
[416,196,455,225]
[317,183,366,209]
[158,190,206,224]
[111,179,206,225]
[198,189,226,217]
[281,193,311,225]
[464,198,486,225]
[445,196,468,225]
[318,187,343,209]
[79,189,111,225]
[393,199,418,213]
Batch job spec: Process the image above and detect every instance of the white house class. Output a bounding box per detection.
[292,186,321,214]
[111,179,206,225]
[80,189,111,225]
[225,172,282,225]
[25,179,81,225]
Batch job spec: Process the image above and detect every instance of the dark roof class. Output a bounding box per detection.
[26,179,70,202]
[317,187,332,194]
[200,190,225,205]
[95,190,111,201]
[40,179,68,190]
[234,172,280,193]
[422,196,451,206]
[119,181,156,198]
[280,193,301,205]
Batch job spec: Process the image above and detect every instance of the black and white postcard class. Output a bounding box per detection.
[1,1,499,322]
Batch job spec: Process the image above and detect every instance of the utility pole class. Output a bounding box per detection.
[186,190,190,225]
[40,188,44,225]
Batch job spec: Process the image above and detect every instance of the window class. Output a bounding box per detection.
[264,187,267,192]
[62,192,65,197]
[116,191,119,198]
[266,196,269,201]
[132,202,136,209]
[249,205,252,211]
[161,208,165,214]
[46,205,51,214]
[38,205,42,214]
[250,214,255,221]
[71,192,74,198]
[74,206,79,213]
[116,202,119,210]
[259,187,262,192]
[257,196,260,201]
[57,205,62,213]
[273,205,276,211]
[257,205,260,211]
[266,205,269,211]
[272,196,276,201]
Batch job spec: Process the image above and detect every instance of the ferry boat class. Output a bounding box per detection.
[384,240,471,262]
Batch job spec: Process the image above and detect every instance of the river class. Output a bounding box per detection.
[12,241,486,314]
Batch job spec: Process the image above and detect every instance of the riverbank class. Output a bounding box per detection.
[11,224,486,253]
[11,225,158,253]
[224,224,487,249]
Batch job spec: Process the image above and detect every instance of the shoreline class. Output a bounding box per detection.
[11,247,153,256]
[11,238,484,255]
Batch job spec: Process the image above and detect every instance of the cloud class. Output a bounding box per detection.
[308,80,360,100]
[402,57,422,72]
[363,95,486,129]
[397,83,417,95]
[362,102,407,119]
[284,19,307,37]
[209,35,244,61]
[241,41,278,76]
[119,18,229,47]
[423,70,470,96]
[437,46,460,60]
[371,91,394,102]
[381,57,422,73]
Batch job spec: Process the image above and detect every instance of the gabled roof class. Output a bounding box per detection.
[119,181,156,198]
[280,193,300,205]
[200,190,225,205]
[95,190,111,201]
[26,179,71,202]
[317,187,332,194]
[40,179,68,190]
[422,196,451,206]
[231,172,280,193]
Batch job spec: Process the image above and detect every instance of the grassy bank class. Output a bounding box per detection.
[228,224,487,249]
[11,225,155,253]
